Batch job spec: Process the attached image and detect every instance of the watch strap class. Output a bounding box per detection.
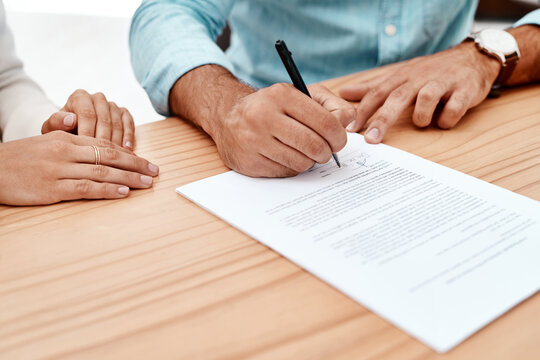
[494,51,519,86]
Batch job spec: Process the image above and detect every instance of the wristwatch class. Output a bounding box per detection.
[467,29,521,86]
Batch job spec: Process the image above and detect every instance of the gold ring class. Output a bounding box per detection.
[92,145,101,166]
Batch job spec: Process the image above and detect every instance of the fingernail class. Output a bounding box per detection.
[366,128,380,142]
[63,114,75,126]
[346,120,357,132]
[141,175,153,185]
[124,141,132,149]
[118,186,129,195]
[148,163,159,174]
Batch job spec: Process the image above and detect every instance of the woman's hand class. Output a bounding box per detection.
[41,90,135,149]
[0,131,159,206]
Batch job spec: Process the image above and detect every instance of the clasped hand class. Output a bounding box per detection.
[41,89,135,149]
[0,89,158,206]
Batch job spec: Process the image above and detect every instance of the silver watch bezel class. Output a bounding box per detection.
[469,29,520,66]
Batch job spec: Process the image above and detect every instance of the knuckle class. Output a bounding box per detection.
[78,108,97,120]
[418,89,435,103]
[390,86,408,100]
[93,92,107,101]
[92,164,108,178]
[100,117,112,126]
[50,139,67,153]
[75,180,92,196]
[343,107,356,122]
[72,89,89,98]
[112,118,124,130]
[103,147,119,161]
[268,83,289,97]
[307,140,325,158]
[96,138,112,148]
[49,130,68,139]
[320,113,340,134]
[367,87,385,99]
[130,172,142,184]
[376,110,391,124]
[137,158,148,171]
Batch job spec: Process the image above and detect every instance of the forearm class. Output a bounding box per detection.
[169,65,254,139]
[505,24,540,85]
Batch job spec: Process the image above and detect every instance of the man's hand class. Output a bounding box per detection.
[41,90,135,149]
[213,83,354,177]
[340,41,500,143]
[340,24,540,144]
[169,65,355,178]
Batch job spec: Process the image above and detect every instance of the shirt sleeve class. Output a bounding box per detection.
[130,0,236,116]
[0,4,57,142]
[514,9,540,27]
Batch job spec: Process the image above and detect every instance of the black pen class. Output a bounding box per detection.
[275,40,341,168]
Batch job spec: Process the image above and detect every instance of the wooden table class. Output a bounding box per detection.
[1,68,539,359]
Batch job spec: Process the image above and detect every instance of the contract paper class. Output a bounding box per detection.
[176,133,540,352]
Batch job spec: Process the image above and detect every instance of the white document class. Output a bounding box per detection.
[177,133,540,352]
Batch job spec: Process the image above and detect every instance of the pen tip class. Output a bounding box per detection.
[333,153,341,168]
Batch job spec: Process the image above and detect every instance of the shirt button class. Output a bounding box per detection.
[385,24,397,36]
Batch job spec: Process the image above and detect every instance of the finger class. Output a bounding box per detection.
[347,77,406,133]
[56,179,130,201]
[437,91,471,130]
[121,108,135,150]
[92,92,113,141]
[277,85,346,152]
[109,102,124,147]
[339,76,381,101]
[74,143,159,176]
[260,138,315,173]
[412,81,449,128]
[59,164,154,189]
[69,135,133,155]
[42,111,77,134]
[238,154,298,178]
[364,83,417,144]
[309,84,356,128]
[66,89,97,138]
[271,114,332,164]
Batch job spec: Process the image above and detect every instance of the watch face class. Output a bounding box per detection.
[478,29,518,56]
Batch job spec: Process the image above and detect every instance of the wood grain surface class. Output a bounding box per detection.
[1,68,539,360]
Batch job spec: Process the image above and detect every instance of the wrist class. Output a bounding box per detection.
[169,65,254,140]
[458,40,501,88]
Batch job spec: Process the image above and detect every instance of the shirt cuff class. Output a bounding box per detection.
[141,43,235,116]
[514,9,540,28]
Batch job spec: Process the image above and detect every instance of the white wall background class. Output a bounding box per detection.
[4,1,161,126]
[4,0,141,18]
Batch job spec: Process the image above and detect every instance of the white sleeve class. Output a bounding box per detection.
[0,2,57,142]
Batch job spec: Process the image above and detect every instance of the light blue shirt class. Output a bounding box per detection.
[130,1,540,116]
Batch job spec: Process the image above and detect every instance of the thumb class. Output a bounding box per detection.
[42,111,77,134]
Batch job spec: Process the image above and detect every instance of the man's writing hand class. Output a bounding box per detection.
[214,84,355,177]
